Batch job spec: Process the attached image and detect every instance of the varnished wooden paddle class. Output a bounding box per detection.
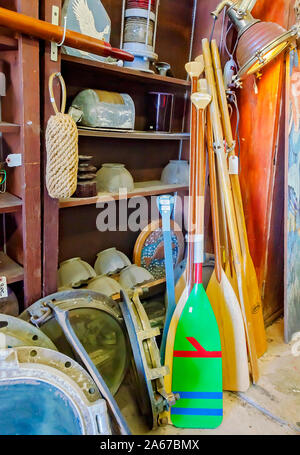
[202,38,259,384]
[206,106,250,392]
[211,40,267,358]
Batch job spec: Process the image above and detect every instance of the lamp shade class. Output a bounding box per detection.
[236,21,295,78]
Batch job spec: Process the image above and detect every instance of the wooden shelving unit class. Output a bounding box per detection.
[61,54,190,89]
[0,122,20,133]
[60,182,188,208]
[78,128,190,141]
[0,251,24,284]
[0,0,41,308]
[41,0,193,296]
[0,192,22,214]
[0,34,18,51]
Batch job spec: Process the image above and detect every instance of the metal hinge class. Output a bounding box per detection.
[51,6,60,62]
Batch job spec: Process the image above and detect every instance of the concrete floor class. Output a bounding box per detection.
[118,318,300,435]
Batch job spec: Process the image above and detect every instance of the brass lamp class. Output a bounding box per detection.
[212,0,298,80]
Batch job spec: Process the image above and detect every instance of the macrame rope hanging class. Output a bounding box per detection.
[46,72,78,199]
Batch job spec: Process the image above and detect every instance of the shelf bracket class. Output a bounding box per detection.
[51,6,59,62]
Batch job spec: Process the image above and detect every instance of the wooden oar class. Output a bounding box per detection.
[202,38,259,384]
[170,88,223,429]
[211,40,267,358]
[161,60,205,425]
[175,58,205,302]
[206,108,250,392]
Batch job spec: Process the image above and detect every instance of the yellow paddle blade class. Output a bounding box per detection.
[207,269,250,392]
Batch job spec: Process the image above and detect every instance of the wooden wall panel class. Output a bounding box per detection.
[237,0,290,320]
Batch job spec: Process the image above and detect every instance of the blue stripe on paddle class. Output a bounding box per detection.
[172,408,223,416]
[174,392,223,399]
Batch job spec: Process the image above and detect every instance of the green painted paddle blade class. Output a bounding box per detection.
[171,283,223,429]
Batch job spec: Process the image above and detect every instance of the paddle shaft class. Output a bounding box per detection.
[193,102,207,285]
[158,196,176,364]
[186,76,199,292]
[207,113,222,283]
[202,38,259,383]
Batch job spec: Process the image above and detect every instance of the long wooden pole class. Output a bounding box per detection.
[0,6,133,62]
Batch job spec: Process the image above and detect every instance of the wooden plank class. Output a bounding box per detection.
[0,192,22,213]
[17,0,41,307]
[61,54,190,89]
[0,122,20,133]
[59,181,189,208]
[0,251,23,284]
[237,0,289,320]
[0,34,18,51]
[41,0,61,297]
[78,128,190,141]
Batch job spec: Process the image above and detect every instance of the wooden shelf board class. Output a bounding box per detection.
[0,252,24,284]
[78,128,190,140]
[0,122,20,133]
[61,54,190,89]
[0,192,22,214]
[0,35,18,51]
[59,181,189,208]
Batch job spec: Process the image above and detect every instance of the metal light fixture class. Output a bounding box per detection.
[120,0,160,73]
[212,0,298,81]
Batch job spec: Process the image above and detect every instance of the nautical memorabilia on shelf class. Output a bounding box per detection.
[61,0,111,62]
[69,90,135,130]
[133,219,184,280]
[120,0,160,72]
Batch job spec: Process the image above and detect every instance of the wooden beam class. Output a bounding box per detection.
[41,0,61,297]
[17,0,41,306]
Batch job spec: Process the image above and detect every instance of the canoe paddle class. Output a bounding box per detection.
[157,194,176,364]
[206,108,250,392]
[163,59,204,405]
[211,40,267,358]
[202,38,259,383]
[170,86,223,429]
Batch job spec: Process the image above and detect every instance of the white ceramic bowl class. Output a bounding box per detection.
[119,265,154,289]
[58,257,96,288]
[94,247,131,276]
[161,160,189,185]
[96,163,134,193]
[87,275,122,297]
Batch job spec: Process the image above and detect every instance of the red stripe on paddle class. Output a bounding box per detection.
[194,263,202,284]
[174,337,222,358]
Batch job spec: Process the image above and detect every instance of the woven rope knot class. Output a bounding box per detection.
[46,113,78,199]
[46,74,79,199]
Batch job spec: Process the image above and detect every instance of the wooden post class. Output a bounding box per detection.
[41,0,61,296]
[17,0,41,306]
